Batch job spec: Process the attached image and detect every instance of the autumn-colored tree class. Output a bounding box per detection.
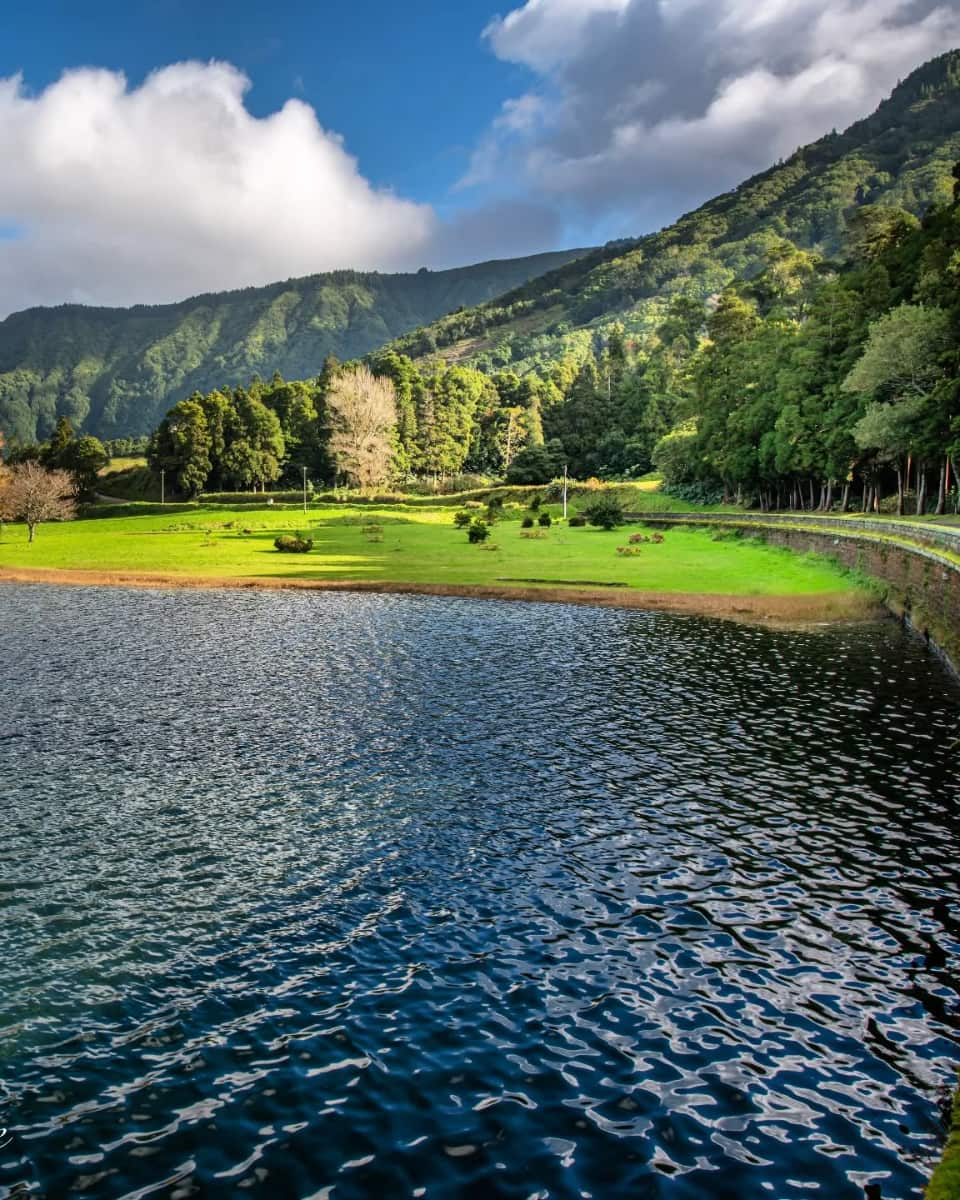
[0,462,77,542]
[327,366,397,491]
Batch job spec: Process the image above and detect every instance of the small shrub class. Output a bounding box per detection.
[528,494,541,511]
[467,520,490,544]
[538,512,552,528]
[651,532,664,544]
[463,500,484,510]
[629,533,649,544]
[274,534,314,553]
[454,511,472,528]
[568,515,587,527]
[521,515,535,528]
[581,496,626,530]
[520,529,548,539]
[616,546,643,556]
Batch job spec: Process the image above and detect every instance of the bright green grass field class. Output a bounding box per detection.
[0,503,866,597]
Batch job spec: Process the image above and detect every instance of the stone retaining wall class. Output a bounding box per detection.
[644,516,960,674]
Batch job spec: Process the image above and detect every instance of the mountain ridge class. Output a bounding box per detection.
[0,249,588,443]
[3,49,960,445]
[385,48,960,374]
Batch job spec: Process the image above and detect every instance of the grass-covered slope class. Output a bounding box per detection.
[390,50,960,373]
[0,249,587,444]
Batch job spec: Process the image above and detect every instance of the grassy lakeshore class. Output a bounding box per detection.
[0,499,881,622]
[926,1085,960,1199]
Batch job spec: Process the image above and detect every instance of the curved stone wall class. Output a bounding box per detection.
[643,515,960,674]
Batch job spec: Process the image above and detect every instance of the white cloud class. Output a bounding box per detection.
[485,0,631,70]
[468,0,960,231]
[0,62,438,316]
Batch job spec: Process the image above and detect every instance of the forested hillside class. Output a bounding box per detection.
[0,249,585,445]
[390,50,960,375]
[85,171,951,515]
[6,51,960,517]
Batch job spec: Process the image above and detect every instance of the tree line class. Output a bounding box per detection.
[657,172,960,513]
[3,416,110,498]
[138,169,960,513]
[5,164,959,515]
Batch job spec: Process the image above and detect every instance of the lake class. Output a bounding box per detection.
[0,584,958,1199]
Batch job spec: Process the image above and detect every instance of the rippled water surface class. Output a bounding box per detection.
[1,585,959,1199]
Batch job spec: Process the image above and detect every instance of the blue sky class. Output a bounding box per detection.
[0,0,958,314]
[3,0,521,206]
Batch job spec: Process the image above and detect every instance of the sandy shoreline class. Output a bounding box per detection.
[0,563,885,626]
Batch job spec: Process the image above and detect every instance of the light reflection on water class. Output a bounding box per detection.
[0,584,958,1199]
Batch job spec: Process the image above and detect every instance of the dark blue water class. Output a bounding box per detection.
[0,585,958,1199]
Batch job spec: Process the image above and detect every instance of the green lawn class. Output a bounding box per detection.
[0,501,868,598]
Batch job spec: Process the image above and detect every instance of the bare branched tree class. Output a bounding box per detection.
[327,366,397,491]
[0,462,77,542]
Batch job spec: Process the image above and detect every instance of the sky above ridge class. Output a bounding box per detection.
[1,0,959,315]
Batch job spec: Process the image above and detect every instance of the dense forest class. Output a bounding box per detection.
[134,161,960,514]
[0,249,584,445]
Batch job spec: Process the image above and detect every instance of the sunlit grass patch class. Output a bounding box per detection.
[0,501,871,602]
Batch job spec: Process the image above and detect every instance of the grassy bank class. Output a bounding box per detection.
[927,1086,960,1200]
[0,498,880,622]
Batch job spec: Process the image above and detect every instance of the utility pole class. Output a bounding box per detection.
[562,463,568,521]
[302,465,308,515]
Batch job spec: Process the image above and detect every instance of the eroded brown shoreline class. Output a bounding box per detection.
[0,564,885,627]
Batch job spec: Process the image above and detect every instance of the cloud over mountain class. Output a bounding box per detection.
[0,62,437,315]
[0,6,957,318]
[469,0,960,231]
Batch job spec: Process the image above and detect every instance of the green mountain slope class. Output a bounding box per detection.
[0,249,587,443]
[389,49,960,373]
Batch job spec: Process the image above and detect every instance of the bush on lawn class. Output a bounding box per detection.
[274,534,314,553]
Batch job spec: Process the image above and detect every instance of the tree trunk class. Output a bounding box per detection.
[28,522,36,543]
[916,468,926,516]
[808,479,815,510]
[824,482,833,511]
[936,459,947,515]
[896,464,904,516]
[840,482,850,512]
